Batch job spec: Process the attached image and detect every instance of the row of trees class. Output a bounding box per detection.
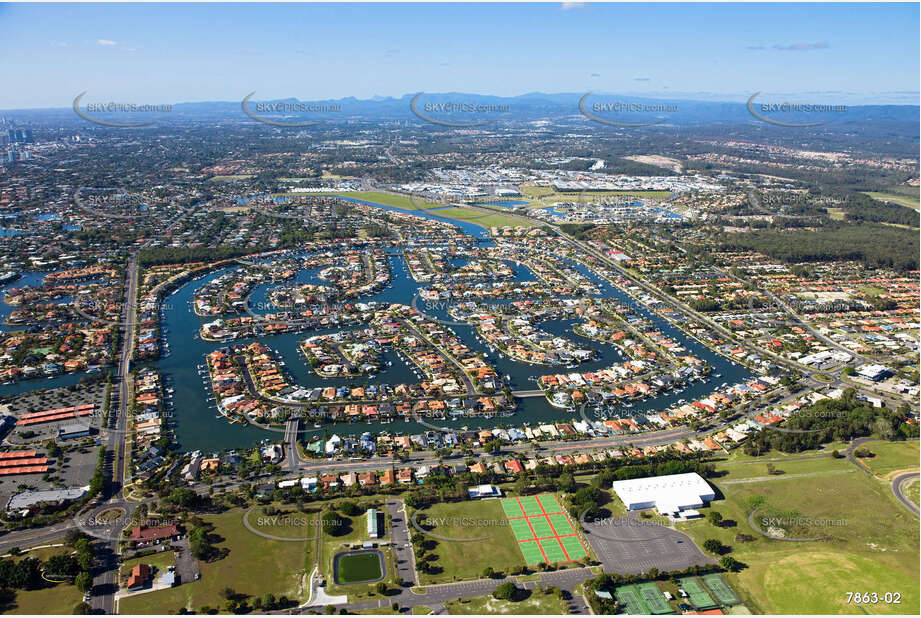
[743,391,916,455]
[720,223,919,272]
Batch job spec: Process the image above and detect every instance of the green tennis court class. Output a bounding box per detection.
[509,518,534,541]
[615,585,650,615]
[537,493,563,514]
[502,493,588,565]
[679,577,718,609]
[500,497,525,518]
[518,540,544,565]
[702,573,741,606]
[529,516,555,538]
[549,513,575,535]
[538,538,568,562]
[559,535,588,560]
[637,582,673,614]
[519,495,544,516]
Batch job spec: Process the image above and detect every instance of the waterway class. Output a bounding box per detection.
[150,197,754,453]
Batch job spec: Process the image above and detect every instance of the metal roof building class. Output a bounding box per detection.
[367,508,378,538]
[611,472,715,516]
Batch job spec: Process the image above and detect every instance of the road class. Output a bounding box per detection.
[292,566,595,614]
[91,252,140,614]
[890,472,920,517]
[383,499,417,587]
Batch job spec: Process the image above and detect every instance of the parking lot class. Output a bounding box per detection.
[582,512,716,574]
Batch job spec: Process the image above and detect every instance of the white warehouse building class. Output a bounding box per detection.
[612,472,715,517]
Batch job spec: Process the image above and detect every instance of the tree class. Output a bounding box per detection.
[75,571,93,593]
[45,554,80,578]
[338,501,362,516]
[703,539,723,554]
[375,582,388,595]
[167,487,198,509]
[493,582,520,601]
[262,593,276,609]
[322,512,349,536]
[707,511,723,527]
[73,602,92,614]
[720,556,742,572]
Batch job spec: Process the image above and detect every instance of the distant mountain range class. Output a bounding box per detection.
[3,91,918,133]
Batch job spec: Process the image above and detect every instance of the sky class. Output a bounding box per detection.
[0,2,918,109]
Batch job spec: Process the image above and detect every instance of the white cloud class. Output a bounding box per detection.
[97,39,118,46]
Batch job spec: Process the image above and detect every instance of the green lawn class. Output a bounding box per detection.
[445,589,568,614]
[5,583,83,615]
[411,499,525,584]
[272,190,443,211]
[337,552,383,583]
[430,207,533,228]
[862,191,920,211]
[708,454,848,482]
[676,455,920,614]
[207,174,254,182]
[857,441,920,476]
[118,509,309,614]
[903,478,920,508]
[317,498,400,600]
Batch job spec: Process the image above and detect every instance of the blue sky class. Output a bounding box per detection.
[0,2,918,109]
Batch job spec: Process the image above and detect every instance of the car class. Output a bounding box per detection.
[83,593,91,602]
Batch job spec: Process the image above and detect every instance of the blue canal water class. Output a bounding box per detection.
[0,197,752,453]
[153,197,752,452]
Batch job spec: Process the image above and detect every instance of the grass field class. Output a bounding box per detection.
[431,207,532,228]
[268,190,531,229]
[412,499,524,584]
[337,552,382,583]
[118,509,309,614]
[4,542,83,614]
[518,183,673,205]
[317,499,400,599]
[207,174,254,182]
[677,454,920,614]
[269,190,442,210]
[855,441,920,477]
[5,583,83,615]
[500,494,589,566]
[903,477,920,507]
[862,191,920,211]
[445,590,568,614]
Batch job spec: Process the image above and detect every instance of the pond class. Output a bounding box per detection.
[333,550,385,584]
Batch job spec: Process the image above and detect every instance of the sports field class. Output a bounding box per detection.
[702,573,741,606]
[679,576,718,610]
[500,494,589,565]
[614,583,674,615]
